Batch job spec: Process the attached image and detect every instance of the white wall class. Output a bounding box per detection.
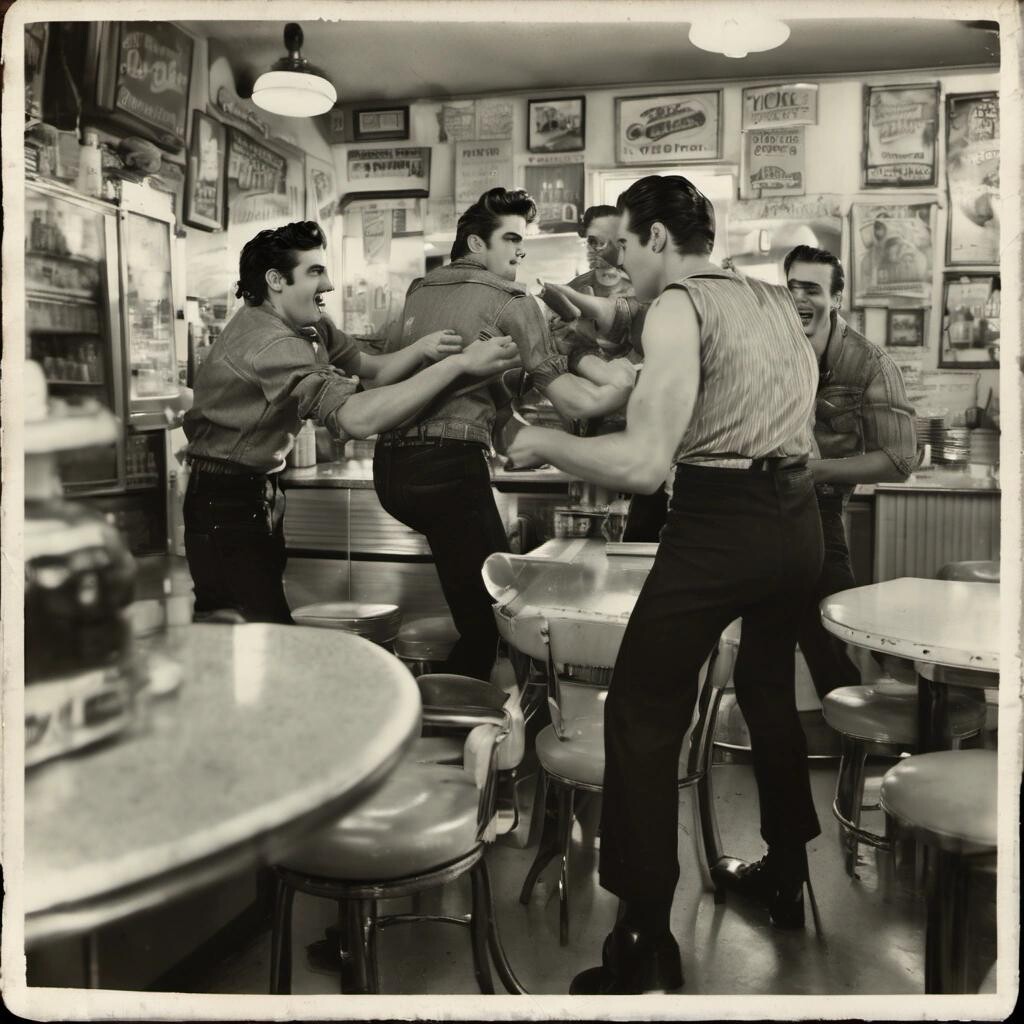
[331,66,1000,404]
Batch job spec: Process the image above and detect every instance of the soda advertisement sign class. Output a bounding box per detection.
[863,84,939,187]
[741,128,805,198]
[616,92,721,164]
[741,83,818,129]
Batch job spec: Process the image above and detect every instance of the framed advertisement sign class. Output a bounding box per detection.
[850,201,935,307]
[528,96,585,153]
[353,106,410,142]
[184,111,226,231]
[886,308,925,347]
[863,83,939,187]
[346,147,431,193]
[455,140,513,211]
[108,22,194,150]
[740,127,805,198]
[939,273,1000,369]
[305,153,338,222]
[616,92,721,164]
[741,83,818,129]
[945,92,999,266]
[225,127,290,226]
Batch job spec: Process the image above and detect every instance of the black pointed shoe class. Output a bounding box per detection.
[710,854,807,930]
[569,926,684,994]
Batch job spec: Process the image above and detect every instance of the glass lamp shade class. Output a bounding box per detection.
[688,17,790,59]
[252,70,337,116]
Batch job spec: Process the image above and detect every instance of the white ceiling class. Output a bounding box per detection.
[181,16,1000,106]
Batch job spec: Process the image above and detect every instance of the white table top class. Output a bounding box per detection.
[820,578,999,672]
[24,623,421,944]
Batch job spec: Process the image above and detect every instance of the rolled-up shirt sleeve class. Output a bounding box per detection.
[862,357,918,477]
[251,335,360,430]
[498,294,568,391]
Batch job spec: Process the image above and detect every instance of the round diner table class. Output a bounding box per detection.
[820,577,999,752]
[23,623,421,954]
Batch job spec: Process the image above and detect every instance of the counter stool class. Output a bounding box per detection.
[393,614,460,675]
[936,560,1000,583]
[519,615,738,945]
[823,684,987,876]
[879,749,997,993]
[292,601,403,647]
[271,674,526,995]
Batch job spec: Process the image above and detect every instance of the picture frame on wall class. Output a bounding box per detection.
[939,273,1000,369]
[945,92,999,266]
[353,106,410,142]
[523,163,585,233]
[886,308,925,347]
[183,111,226,231]
[528,96,585,153]
[862,83,939,188]
[615,91,721,165]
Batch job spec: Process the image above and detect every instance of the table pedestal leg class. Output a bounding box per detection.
[916,674,948,753]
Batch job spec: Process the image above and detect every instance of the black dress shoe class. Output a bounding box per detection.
[710,855,806,929]
[569,926,684,994]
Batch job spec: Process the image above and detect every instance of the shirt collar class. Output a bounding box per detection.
[819,310,849,379]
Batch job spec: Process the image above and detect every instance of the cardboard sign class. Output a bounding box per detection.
[741,127,805,198]
[742,83,818,129]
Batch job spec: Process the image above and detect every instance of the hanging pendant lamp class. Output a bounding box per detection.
[688,16,790,59]
[252,23,337,117]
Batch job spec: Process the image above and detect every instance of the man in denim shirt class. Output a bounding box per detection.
[183,221,519,624]
[374,188,631,678]
[784,245,918,697]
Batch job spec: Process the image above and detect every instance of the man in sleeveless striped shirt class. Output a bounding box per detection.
[508,175,824,994]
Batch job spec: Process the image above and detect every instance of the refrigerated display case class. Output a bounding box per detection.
[25,180,124,493]
[25,179,181,555]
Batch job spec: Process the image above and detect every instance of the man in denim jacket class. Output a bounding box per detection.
[374,188,631,678]
[784,245,918,697]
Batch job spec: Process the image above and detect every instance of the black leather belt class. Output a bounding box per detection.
[376,437,488,450]
[188,455,266,476]
[748,455,808,473]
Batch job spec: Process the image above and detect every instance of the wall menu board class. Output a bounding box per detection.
[863,83,939,187]
[225,127,291,226]
[112,22,194,148]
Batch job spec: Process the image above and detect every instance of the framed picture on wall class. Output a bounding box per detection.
[184,111,226,231]
[305,153,337,223]
[353,106,410,142]
[886,308,925,347]
[939,273,1000,369]
[945,92,1000,266]
[528,96,585,153]
[523,163,584,233]
[615,91,721,164]
[862,83,939,187]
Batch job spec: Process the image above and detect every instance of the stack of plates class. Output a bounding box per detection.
[915,415,946,451]
[936,427,971,465]
[969,429,1000,466]
[292,601,403,646]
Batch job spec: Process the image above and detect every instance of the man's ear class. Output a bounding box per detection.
[467,232,486,254]
[650,222,667,254]
[266,268,285,294]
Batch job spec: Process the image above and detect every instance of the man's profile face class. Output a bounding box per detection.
[617,209,658,301]
[584,215,622,273]
[786,260,837,340]
[476,214,528,281]
[274,246,333,328]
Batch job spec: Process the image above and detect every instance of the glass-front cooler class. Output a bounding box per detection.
[25,181,124,493]
[119,208,180,428]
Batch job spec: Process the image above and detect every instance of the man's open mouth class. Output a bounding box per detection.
[798,309,814,324]
[314,294,326,309]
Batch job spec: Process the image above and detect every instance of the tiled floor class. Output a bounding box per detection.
[180,753,997,999]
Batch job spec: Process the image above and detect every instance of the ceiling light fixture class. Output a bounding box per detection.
[252,23,337,117]
[688,16,791,59]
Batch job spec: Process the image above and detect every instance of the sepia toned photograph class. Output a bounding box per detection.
[1,2,1018,1022]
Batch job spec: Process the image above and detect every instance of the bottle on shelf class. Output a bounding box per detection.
[76,130,103,198]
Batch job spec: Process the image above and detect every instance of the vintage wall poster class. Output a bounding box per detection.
[438,101,477,143]
[945,92,999,266]
[361,208,392,265]
[455,139,513,212]
[741,83,818,129]
[305,153,337,223]
[886,308,926,347]
[225,127,290,225]
[346,147,431,192]
[863,83,939,187]
[477,98,514,140]
[616,91,721,164]
[939,273,1000,369]
[850,201,935,306]
[740,127,805,198]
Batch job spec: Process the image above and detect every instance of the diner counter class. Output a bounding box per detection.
[282,460,573,490]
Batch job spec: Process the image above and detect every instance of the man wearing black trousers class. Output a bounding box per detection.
[508,175,823,994]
